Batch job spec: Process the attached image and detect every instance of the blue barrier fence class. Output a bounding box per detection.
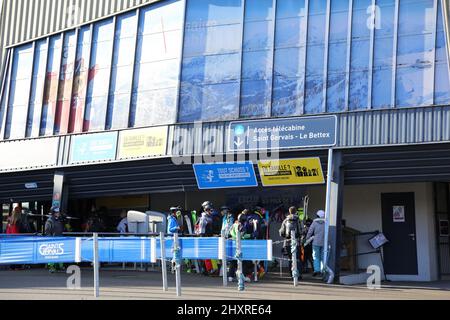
[0,236,273,265]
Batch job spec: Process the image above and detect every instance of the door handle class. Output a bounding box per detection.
[408,233,416,240]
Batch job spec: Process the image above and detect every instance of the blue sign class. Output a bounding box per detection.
[229,115,337,151]
[70,132,118,163]
[193,162,258,190]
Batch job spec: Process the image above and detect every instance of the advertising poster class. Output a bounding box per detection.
[70,132,118,164]
[193,162,258,190]
[118,127,168,159]
[393,206,406,223]
[257,158,325,186]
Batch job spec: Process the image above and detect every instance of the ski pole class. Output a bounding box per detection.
[160,232,168,292]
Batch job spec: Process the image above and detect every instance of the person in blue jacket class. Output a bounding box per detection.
[167,206,181,235]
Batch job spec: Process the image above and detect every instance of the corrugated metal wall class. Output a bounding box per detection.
[337,106,450,147]
[168,106,450,154]
[0,0,161,75]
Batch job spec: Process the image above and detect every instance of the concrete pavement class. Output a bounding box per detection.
[0,268,449,300]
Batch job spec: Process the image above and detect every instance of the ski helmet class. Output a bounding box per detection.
[202,201,213,209]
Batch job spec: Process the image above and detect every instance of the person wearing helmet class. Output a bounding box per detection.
[196,204,214,236]
[195,204,215,275]
[246,206,267,240]
[306,210,326,277]
[167,206,181,235]
[201,201,213,211]
[228,210,252,282]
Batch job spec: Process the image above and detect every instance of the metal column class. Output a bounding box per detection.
[442,0,450,77]
[323,149,344,283]
[52,171,68,213]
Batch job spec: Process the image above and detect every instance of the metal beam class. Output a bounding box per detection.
[24,42,37,138]
[323,0,331,113]
[175,0,188,123]
[0,49,11,139]
[81,24,94,132]
[301,0,310,115]
[127,9,142,128]
[237,0,247,118]
[104,16,118,131]
[367,0,376,110]
[432,0,438,105]
[442,0,450,78]
[344,0,353,111]
[269,0,277,117]
[37,37,50,137]
[391,0,400,108]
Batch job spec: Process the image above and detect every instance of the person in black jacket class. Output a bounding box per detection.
[45,207,65,273]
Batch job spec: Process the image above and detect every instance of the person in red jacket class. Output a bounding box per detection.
[6,207,21,235]
[6,207,22,270]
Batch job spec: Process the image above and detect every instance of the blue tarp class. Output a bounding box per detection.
[0,236,272,264]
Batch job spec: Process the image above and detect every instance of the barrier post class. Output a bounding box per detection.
[93,233,100,298]
[236,232,244,292]
[254,261,258,282]
[291,230,298,287]
[173,233,182,297]
[221,230,227,287]
[160,232,168,292]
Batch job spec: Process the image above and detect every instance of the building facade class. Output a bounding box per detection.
[1,0,450,282]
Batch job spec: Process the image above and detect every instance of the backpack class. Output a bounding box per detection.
[281,216,299,239]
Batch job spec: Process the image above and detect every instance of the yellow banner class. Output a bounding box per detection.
[118,127,168,159]
[258,158,325,186]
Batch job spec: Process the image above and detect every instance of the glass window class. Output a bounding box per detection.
[83,95,108,131]
[90,20,114,70]
[326,73,346,112]
[240,0,274,118]
[272,77,303,116]
[272,0,307,116]
[396,0,435,107]
[327,0,348,112]
[27,40,48,137]
[69,26,91,133]
[349,1,371,111]
[349,70,369,110]
[305,0,326,114]
[184,25,241,57]
[41,35,63,136]
[372,1,395,109]
[185,0,242,25]
[139,0,184,34]
[372,69,393,108]
[179,81,240,122]
[0,57,11,137]
[54,31,77,135]
[107,11,138,130]
[179,0,243,122]
[5,44,34,139]
[327,0,349,113]
[107,93,130,129]
[137,30,183,63]
[84,18,114,132]
[130,0,184,126]
[133,88,178,127]
[240,80,271,118]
